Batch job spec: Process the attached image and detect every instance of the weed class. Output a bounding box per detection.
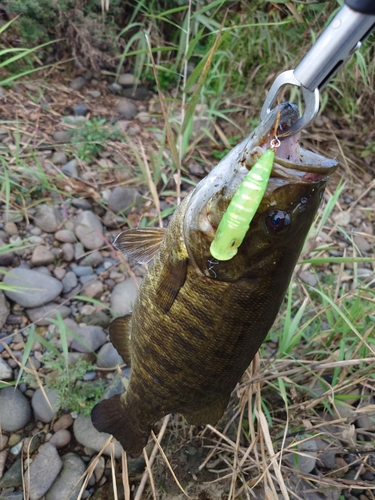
[69,118,121,162]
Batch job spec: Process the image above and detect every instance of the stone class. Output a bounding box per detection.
[73,265,93,277]
[62,271,78,293]
[69,76,87,91]
[0,357,12,380]
[117,73,135,86]
[73,103,89,116]
[46,452,86,500]
[53,130,70,143]
[31,388,58,423]
[108,186,142,214]
[31,245,55,266]
[80,250,103,267]
[62,243,75,261]
[26,303,71,326]
[284,436,317,473]
[71,198,92,210]
[61,158,79,178]
[55,229,76,243]
[73,414,123,458]
[27,443,63,500]
[53,268,66,280]
[97,342,123,368]
[115,98,138,120]
[52,152,67,164]
[0,387,32,432]
[110,277,142,315]
[299,270,317,287]
[0,449,6,480]
[108,82,123,94]
[71,325,107,353]
[0,458,22,489]
[4,222,18,236]
[0,290,10,329]
[3,268,63,308]
[53,414,74,432]
[122,86,149,100]
[81,281,104,299]
[86,90,101,98]
[136,111,151,124]
[75,211,104,250]
[354,234,371,253]
[49,429,72,448]
[34,205,63,233]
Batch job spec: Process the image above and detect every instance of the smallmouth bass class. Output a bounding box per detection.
[91,102,338,456]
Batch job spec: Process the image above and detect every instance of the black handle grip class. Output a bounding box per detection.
[345,0,375,14]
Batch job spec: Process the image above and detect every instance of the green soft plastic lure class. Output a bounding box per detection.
[210,148,275,261]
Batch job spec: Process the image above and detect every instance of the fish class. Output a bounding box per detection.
[91,102,338,457]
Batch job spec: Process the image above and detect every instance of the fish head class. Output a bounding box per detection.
[183,102,338,281]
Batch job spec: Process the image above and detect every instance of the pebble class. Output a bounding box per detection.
[4,222,18,236]
[122,86,149,100]
[74,242,85,260]
[27,443,63,500]
[61,271,78,294]
[69,76,87,91]
[74,103,89,116]
[0,290,10,329]
[10,439,24,456]
[34,205,63,233]
[27,303,71,325]
[31,387,58,423]
[53,267,66,280]
[55,229,76,243]
[86,90,101,98]
[332,211,351,226]
[110,277,142,315]
[103,211,125,228]
[80,250,104,267]
[354,234,371,253]
[0,387,32,431]
[117,73,135,86]
[49,429,72,448]
[0,449,6,480]
[53,414,74,432]
[0,357,12,380]
[115,98,138,120]
[79,311,110,329]
[45,452,86,500]
[53,130,70,143]
[108,186,142,214]
[108,82,123,94]
[28,235,43,245]
[73,265,93,277]
[8,434,21,447]
[71,198,92,210]
[4,268,63,308]
[97,342,123,368]
[81,281,104,299]
[61,158,79,178]
[71,325,107,353]
[285,436,317,474]
[299,270,317,287]
[51,152,67,164]
[75,211,104,250]
[73,414,123,458]
[136,111,151,124]
[0,458,22,488]
[31,245,55,266]
[62,243,75,262]
[93,455,105,482]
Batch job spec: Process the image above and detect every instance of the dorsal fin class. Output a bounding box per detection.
[113,227,165,264]
[109,315,132,365]
[156,257,188,314]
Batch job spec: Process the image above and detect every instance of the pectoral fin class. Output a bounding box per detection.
[113,227,166,264]
[109,315,132,366]
[156,257,188,314]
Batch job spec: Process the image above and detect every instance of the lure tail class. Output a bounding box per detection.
[91,395,150,457]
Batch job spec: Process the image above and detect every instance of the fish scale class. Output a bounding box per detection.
[91,102,338,456]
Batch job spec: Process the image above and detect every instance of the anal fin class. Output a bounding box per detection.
[109,315,132,366]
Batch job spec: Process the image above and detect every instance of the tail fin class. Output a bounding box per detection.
[91,394,150,457]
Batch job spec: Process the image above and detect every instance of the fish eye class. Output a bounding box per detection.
[265,210,291,233]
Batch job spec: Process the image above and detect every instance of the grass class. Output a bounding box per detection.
[0,1,374,499]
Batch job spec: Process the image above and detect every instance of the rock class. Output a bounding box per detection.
[108,186,142,214]
[0,357,12,380]
[108,82,123,94]
[0,387,32,432]
[53,268,66,280]
[52,152,67,164]
[3,268,63,308]
[354,234,371,253]
[55,229,76,243]
[110,278,142,315]
[53,414,74,432]
[93,455,105,482]
[73,265,93,277]
[136,111,151,124]
[122,86,149,100]
[79,311,110,329]
[45,452,86,500]
[31,245,55,266]
[80,250,103,267]
[73,414,123,458]
[285,436,317,473]
[31,388,58,423]
[74,242,85,260]
[103,210,125,228]
[75,211,104,250]
[73,103,89,116]
[0,458,22,489]
[115,98,138,120]
[86,90,101,98]
[81,281,104,299]
[97,342,123,368]
[26,303,71,326]
[53,130,70,143]
[71,198,92,210]
[0,290,10,329]
[69,76,87,91]
[4,222,18,236]
[299,270,317,287]
[61,158,79,178]
[118,73,135,86]
[49,429,72,448]
[0,245,15,266]
[34,205,63,233]
[27,443,63,500]
[0,449,6,480]
[71,325,107,353]
[62,271,78,293]
[62,242,75,261]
